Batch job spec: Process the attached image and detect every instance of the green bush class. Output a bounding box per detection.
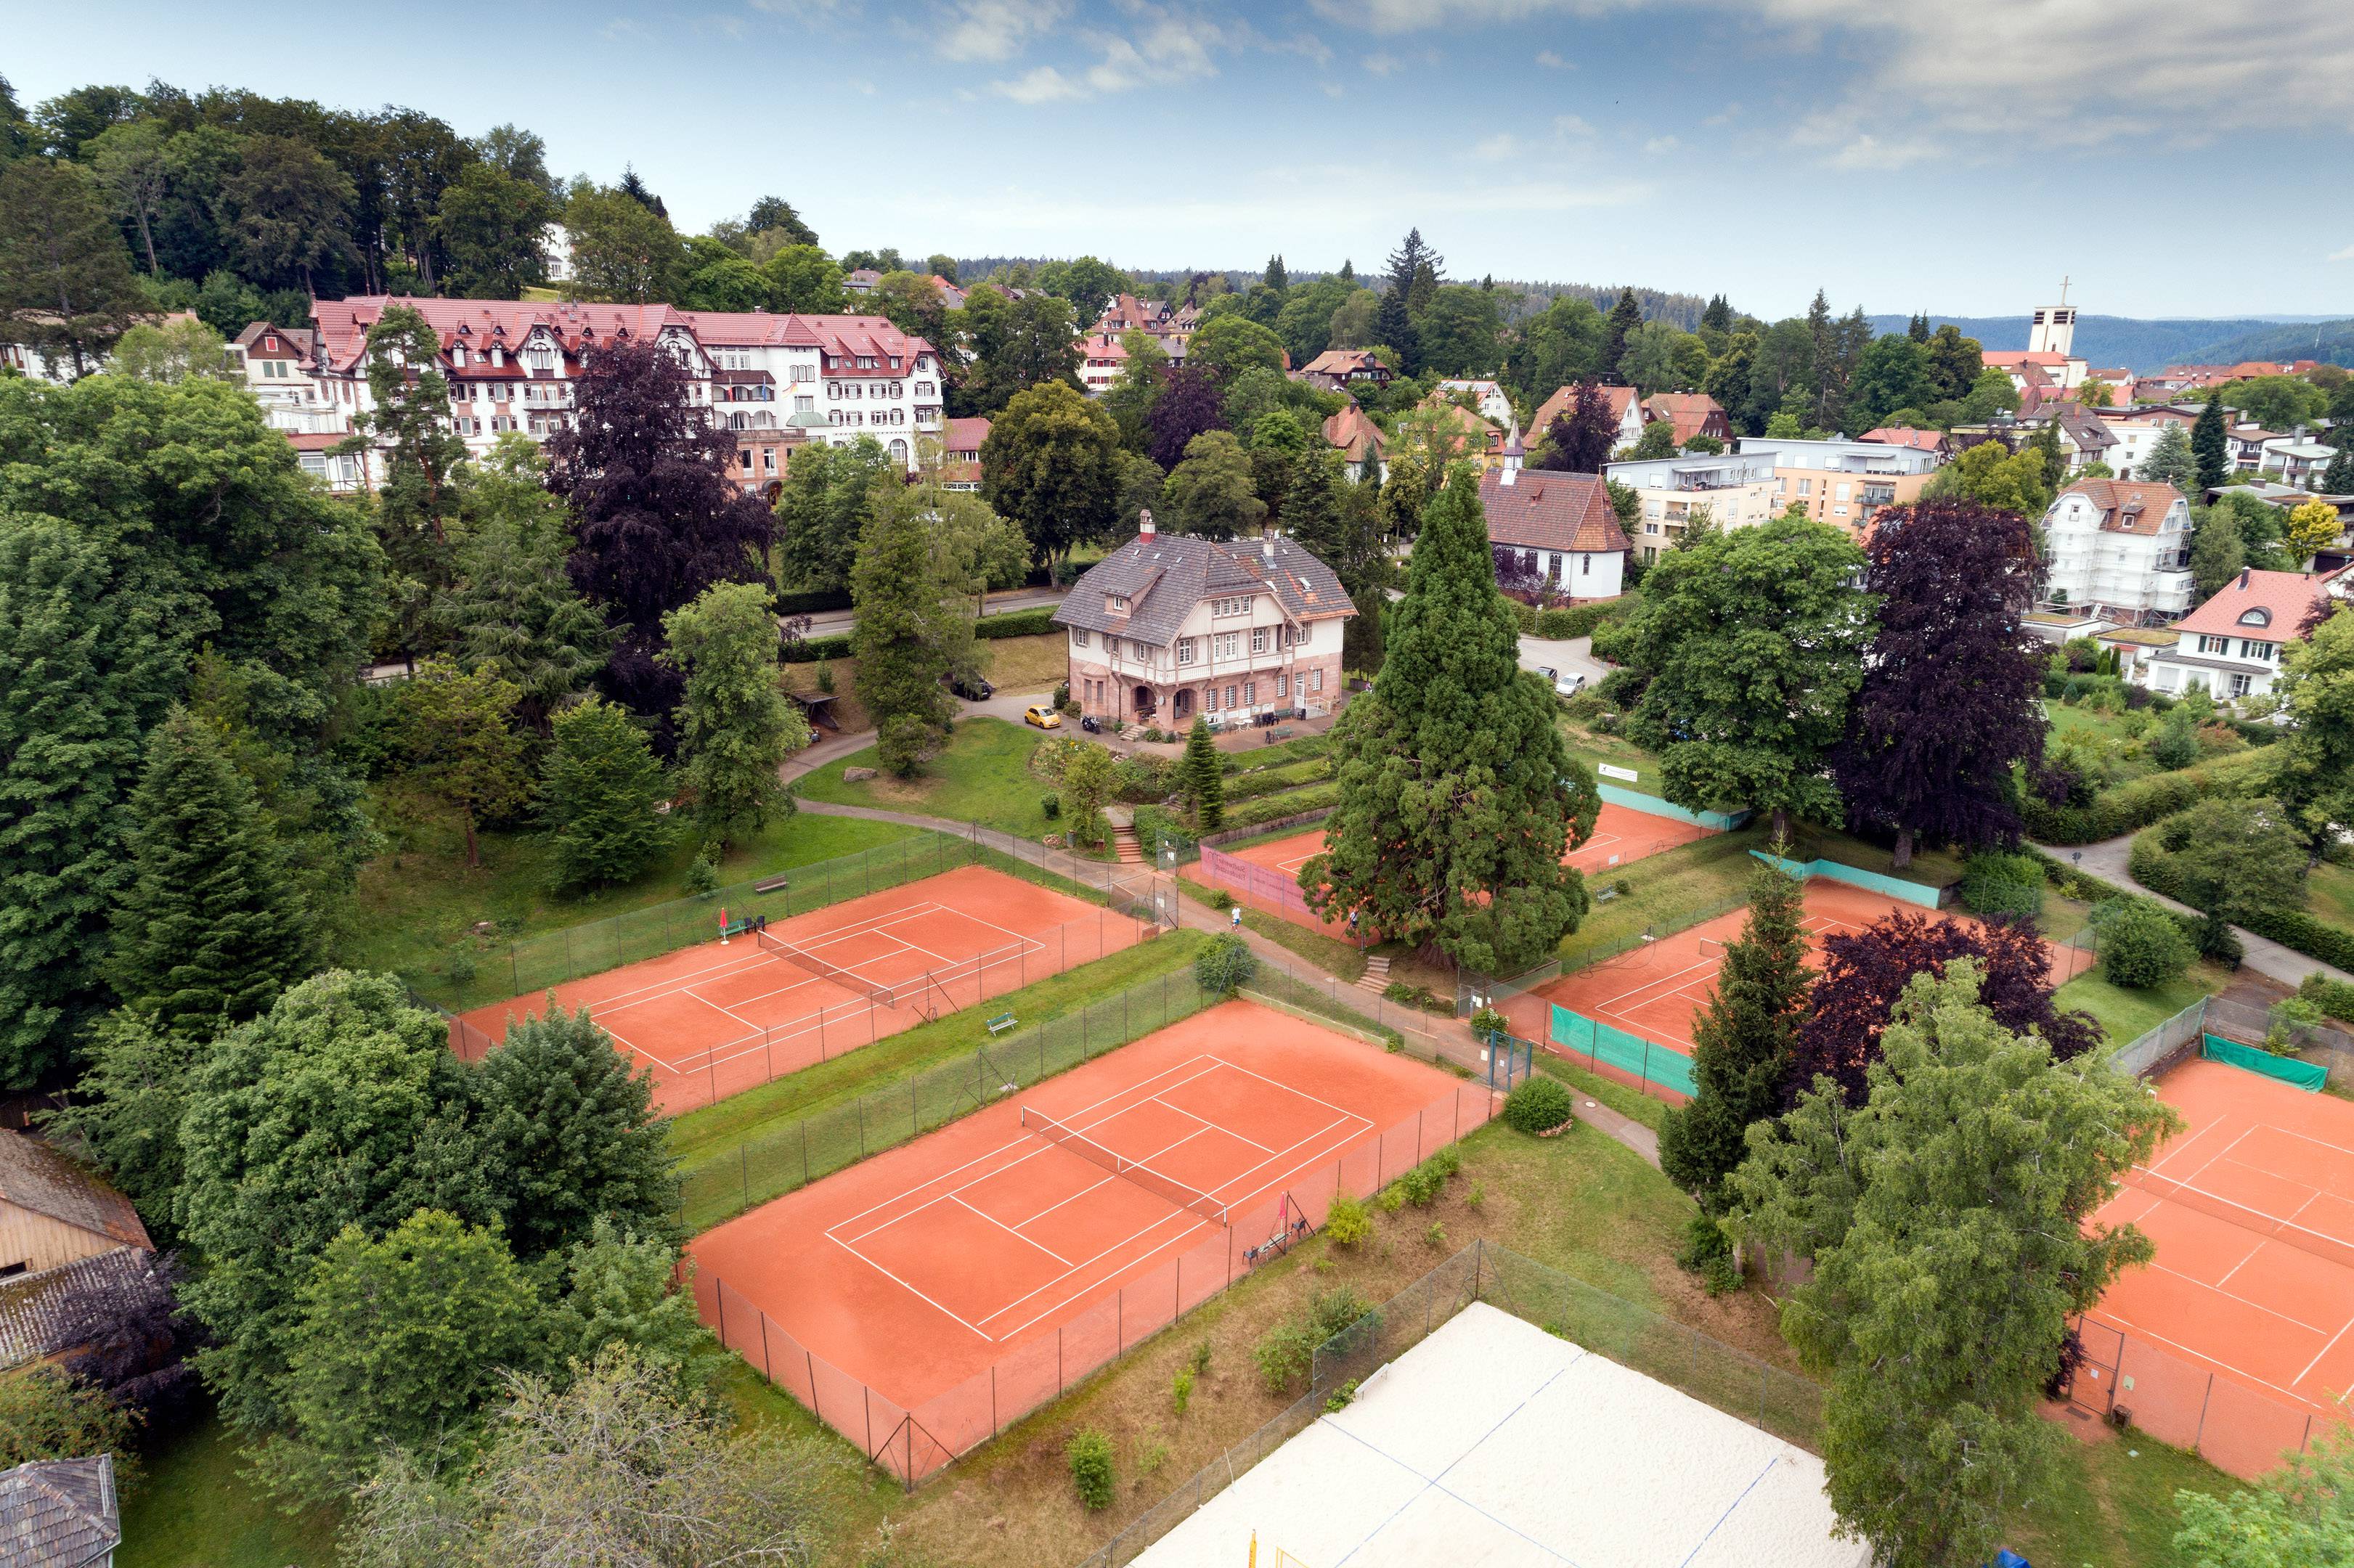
[681,845,720,897]
[1065,1429,1115,1509]
[1194,931,1258,995]
[1171,1365,1195,1416]
[2300,973,2354,1026]
[2130,833,2354,972]
[2266,997,2326,1055]
[976,607,1058,639]
[1222,782,1340,828]
[1503,1074,1573,1134]
[1959,852,2045,921]
[779,631,855,664]
[1324,1191,1372,1248]
[2093,897,2196,989]
[1393,1164,1444,1206]
[1114,754,1172,803]
[2020,757,2245,844]
[1040,792,1061,820]
[1470,1005,1508,1038]
[2149,707,2200,770]
[1254,1318,1317,1395]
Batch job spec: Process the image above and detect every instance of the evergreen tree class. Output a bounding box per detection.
[541,696,670,892]
[1700,293,1732,334]
[0,158,147,375]
[396,659,534,870]
[852,487,957,776]
[1304,465,1596,973]
[1374,287,1418,377]
[344,305,472,659]
[437,438,610,730]
[662,581,807,846]
[1658,853,1809,1208]
[0,515,196,1085]
[1600,288,1642,380]
[1263,254,1288,292]
[1832,500,2048,867]
[2028,418,2066,489]
[2141,421,2197,491]
[469,1000,678,1257]
[2191,391,2228,493]
[2321,437,2354,497]
[1907,311,1930,343]
[108,710,315,1037]
[1183,717,1223,830]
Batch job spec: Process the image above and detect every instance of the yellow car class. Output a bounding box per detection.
[1023,703,1064,730]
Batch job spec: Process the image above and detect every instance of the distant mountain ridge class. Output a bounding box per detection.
[1865,314,2354,373]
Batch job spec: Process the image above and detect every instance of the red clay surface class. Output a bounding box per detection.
[1188,798,1711,939]
[1505,879,2098,1101]
[2079,1058,2354,1473]
[457,865,1145,1114]
[688,998,1491,1466]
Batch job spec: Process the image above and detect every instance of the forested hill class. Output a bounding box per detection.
[1863,314,2350,372]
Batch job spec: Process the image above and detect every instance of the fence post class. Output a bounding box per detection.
[802,1122,810,1186]
[716,1276,726,1347]
[864,1386,873,1457]
[741,1143,749,1208]
[858,1096,866,1156]
[2194,1372,2213,1448]
[1117,1288,1124,1355]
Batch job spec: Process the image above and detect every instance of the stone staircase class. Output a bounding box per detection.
[1355,953,1392,995]
[1112,824,1145,864]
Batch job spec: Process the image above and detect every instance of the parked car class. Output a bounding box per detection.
[1023,703,1062,729]
[948,672,994,701]
[1553,671,1586,698]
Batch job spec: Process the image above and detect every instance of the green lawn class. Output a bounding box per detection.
[1557,829,1760,970]
[794,716,1056,840]
[347,789,916,987]
[118,1413,338,1568]
[2307,858,2354,930]
[2005,1428,2228,1568]
[2044,697,2151,748]
[2056,961,2229,1053]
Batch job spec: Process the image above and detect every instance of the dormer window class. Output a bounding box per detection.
[492,347,503,367]
[1107,593,1131,614]
[452,346,467,367]
[2236,607,2272,626]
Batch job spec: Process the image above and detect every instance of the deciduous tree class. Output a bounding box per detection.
[1305,465,1595,973]
[1147,362,1226,470]
[1623,515,1870,838]
[1786,910,2099,1105]
[1924,438,2052,518]
[1831,500,2046,867]
[346,303,472,658]
[773,436,893,595]
[562,183,683,304]
[2152,797,2308,928]
[435,162,558,298]
[661,581,806,846]
[539,1217,709,1380]
[1658,852,1809,1207]
[539,697,670,893]
[2170,1427,2354,1568]
[107,315,232,382]
[852,479,958,775]
[221,136,357,295]
[108,709,315,1036]
[1162,429,1265,539]
[981,379,1120,579]
[759,243,846,312]
[2286,498,2340,565]
[437,438,610,729]
[1533,380,1617,474]
[2273,606,2354,855]
[396,659,533,869]
[1730,963,2176,1568]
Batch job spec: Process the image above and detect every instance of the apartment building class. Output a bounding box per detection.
[1734,436,1940,534]
[1053,518,1355,731]
[1604,450,1781,561]
[232,296,945,491]
[2040,479,2194,624]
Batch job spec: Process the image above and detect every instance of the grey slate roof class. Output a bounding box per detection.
[1052,532,1354,650]
[0,1249,158,1373]
[0,1133,150,1254]
[0,1456,118,1568]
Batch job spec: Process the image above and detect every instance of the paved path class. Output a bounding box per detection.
[2037,833,2353,988]
[789,795,1666,1167]
[796,586,1067,640]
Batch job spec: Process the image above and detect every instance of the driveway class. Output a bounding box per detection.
[797,585,1067,640]
[1518,633,1608,692]
[2038,833,2353,988]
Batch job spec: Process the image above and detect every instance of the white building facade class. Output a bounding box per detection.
[1604,451,1782,558]
[2040,479,2195,624]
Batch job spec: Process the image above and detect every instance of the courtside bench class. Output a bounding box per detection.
[986,1012,1018,1036]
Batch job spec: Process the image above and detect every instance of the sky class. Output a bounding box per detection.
[9,0,2354,319]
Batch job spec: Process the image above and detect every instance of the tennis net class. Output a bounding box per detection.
[755,928,898,1008]
[2123,1166,2354,1274]
[1019,1106,1230,1227]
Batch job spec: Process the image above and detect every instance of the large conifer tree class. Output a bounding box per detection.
[108,709,316,1036]
[1658,853,1809,1209]
[2190,391,2228,493]
[851,486,956,776]
[1304,464,1597,973]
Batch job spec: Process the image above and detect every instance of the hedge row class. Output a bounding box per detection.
[2127,833,2354,973]
[1224,757,1332,802]
[2019,751,2273,845]
[776,587,852,617]
[2301,974,2354,1026]
[1223,781,1340,829]
[779,606,1059,663]
[781,631,855,664]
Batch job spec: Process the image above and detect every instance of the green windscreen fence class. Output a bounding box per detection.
[1550,1005,1698,1097]
[2202,1034,2328,1092]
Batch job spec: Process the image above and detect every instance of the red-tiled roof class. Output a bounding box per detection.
[1478,469,1630,555]
[944,416,991,456]
[307,298,935,378]
[2056,478,2186,536]
[1321,404,1386,464]
[2170,566,2348,640]
[1861,426,1944,451]
[1528,383,1640,439]
[1642,392,1728,444]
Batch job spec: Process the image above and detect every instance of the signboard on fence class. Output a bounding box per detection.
[1597,763,1640,783]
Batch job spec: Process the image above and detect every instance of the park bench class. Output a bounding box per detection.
[986,1012,1018,1036]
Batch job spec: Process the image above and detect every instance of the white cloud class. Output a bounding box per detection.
[1324,81,1347,97]
[1361,50,1401,74]
[934,0,1064,62]
[1475,132,1523,159]
[985,7,1231,102]
[1551,113,1597,136]
[992,64,1088,102]
[1702,102,1740,126]
[1534,47,1571,68]
[1825,133,1937,170]
[2331,242,2354,262]
[1642,134,1679,154]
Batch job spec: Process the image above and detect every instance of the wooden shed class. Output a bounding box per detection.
[0,1132,150,1281]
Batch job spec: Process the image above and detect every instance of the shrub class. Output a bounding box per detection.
[1959,851,2045,922]
[2149,708,2199,769]
[1192,1339,1213,1374]
[1469,1005,1508,1039]
[1040,792,1061,820]
[1324,1192,1372,1248]
[1424,1220,1448,1249]
[1466,1181,1486,1210]
[2093,897,2195,989]
[1171,1365,1195,1416]
[1054,679,1070,708]
[778,630,855,663]
[1113,754,1171,803]
[1675,1210,1730,1273]
[1374,1184,1404,1214]
[1208,888,1234,910]
[2266,996,2326,1055]
[975,606,1058,639]
[2300,973,2354,1026]
[1324,1379,1359,1413]
[1396,1162,1445,1206]
[681,845,720,897]
[1254,1318,1317,1395]
[1141,727,1165,744]
[1194,931,1257,995]
[1065,1429,1115,1510]
[1503,1074,1573,1134]
[813,657,835,695]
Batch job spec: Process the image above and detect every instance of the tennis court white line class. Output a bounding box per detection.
[1014,1172,1120,1230]
[951,1192,1072,1266]
[2092,1306,2328,1405]
[1152,1093,1274,1153]
[2142,1254,2340,1337]
[823,1232,998,1342]
[830,1133,1046,1240]
[2294,1311,2354,1389]
[975,1207,1210,1336]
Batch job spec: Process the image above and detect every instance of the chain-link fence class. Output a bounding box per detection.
[2108,997,2210,1079]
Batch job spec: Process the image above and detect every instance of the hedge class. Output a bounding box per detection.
[1533,598,1634,640]
[1224,781,1340,828]
[781,631,855,663]
[975,606,1059,640]
[776,587,852,617]
[2020,750,2273,844]
[2300,973,2354,1026]
[2127,831,2354,973]
[1224,757,1332,801]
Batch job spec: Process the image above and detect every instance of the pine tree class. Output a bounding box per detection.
[2191,391,2228,493]
[1907,312,1929,343]
[541,696,671,892]
[107,710,316,1036]
[1183,717,1223,830]
[347,305,473,658]
[1701,294,1732,334]
[1600,289,1642,381]
[852,486,956,775]
[2141,421,2196,491]
[1658,852,1809,1208]
[437,441,610,730]
[2320,436,2353,497]
[1304,464,1596,973]
[1263,254,1287,292]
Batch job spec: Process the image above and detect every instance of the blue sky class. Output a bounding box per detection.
[10,0,2353,319]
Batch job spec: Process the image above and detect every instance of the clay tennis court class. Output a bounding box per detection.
[2073,1056,2354,1476]
[456,865,1149,1114]
[1503,878,2098,1101]
[688,998,1494,1479]
[1189,797,1710,940]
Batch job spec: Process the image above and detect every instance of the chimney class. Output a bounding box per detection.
[1500,464,1517,487]
[1138,508,1155,539]
[2239,567,2250,588]
[1262,531,1276,561]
